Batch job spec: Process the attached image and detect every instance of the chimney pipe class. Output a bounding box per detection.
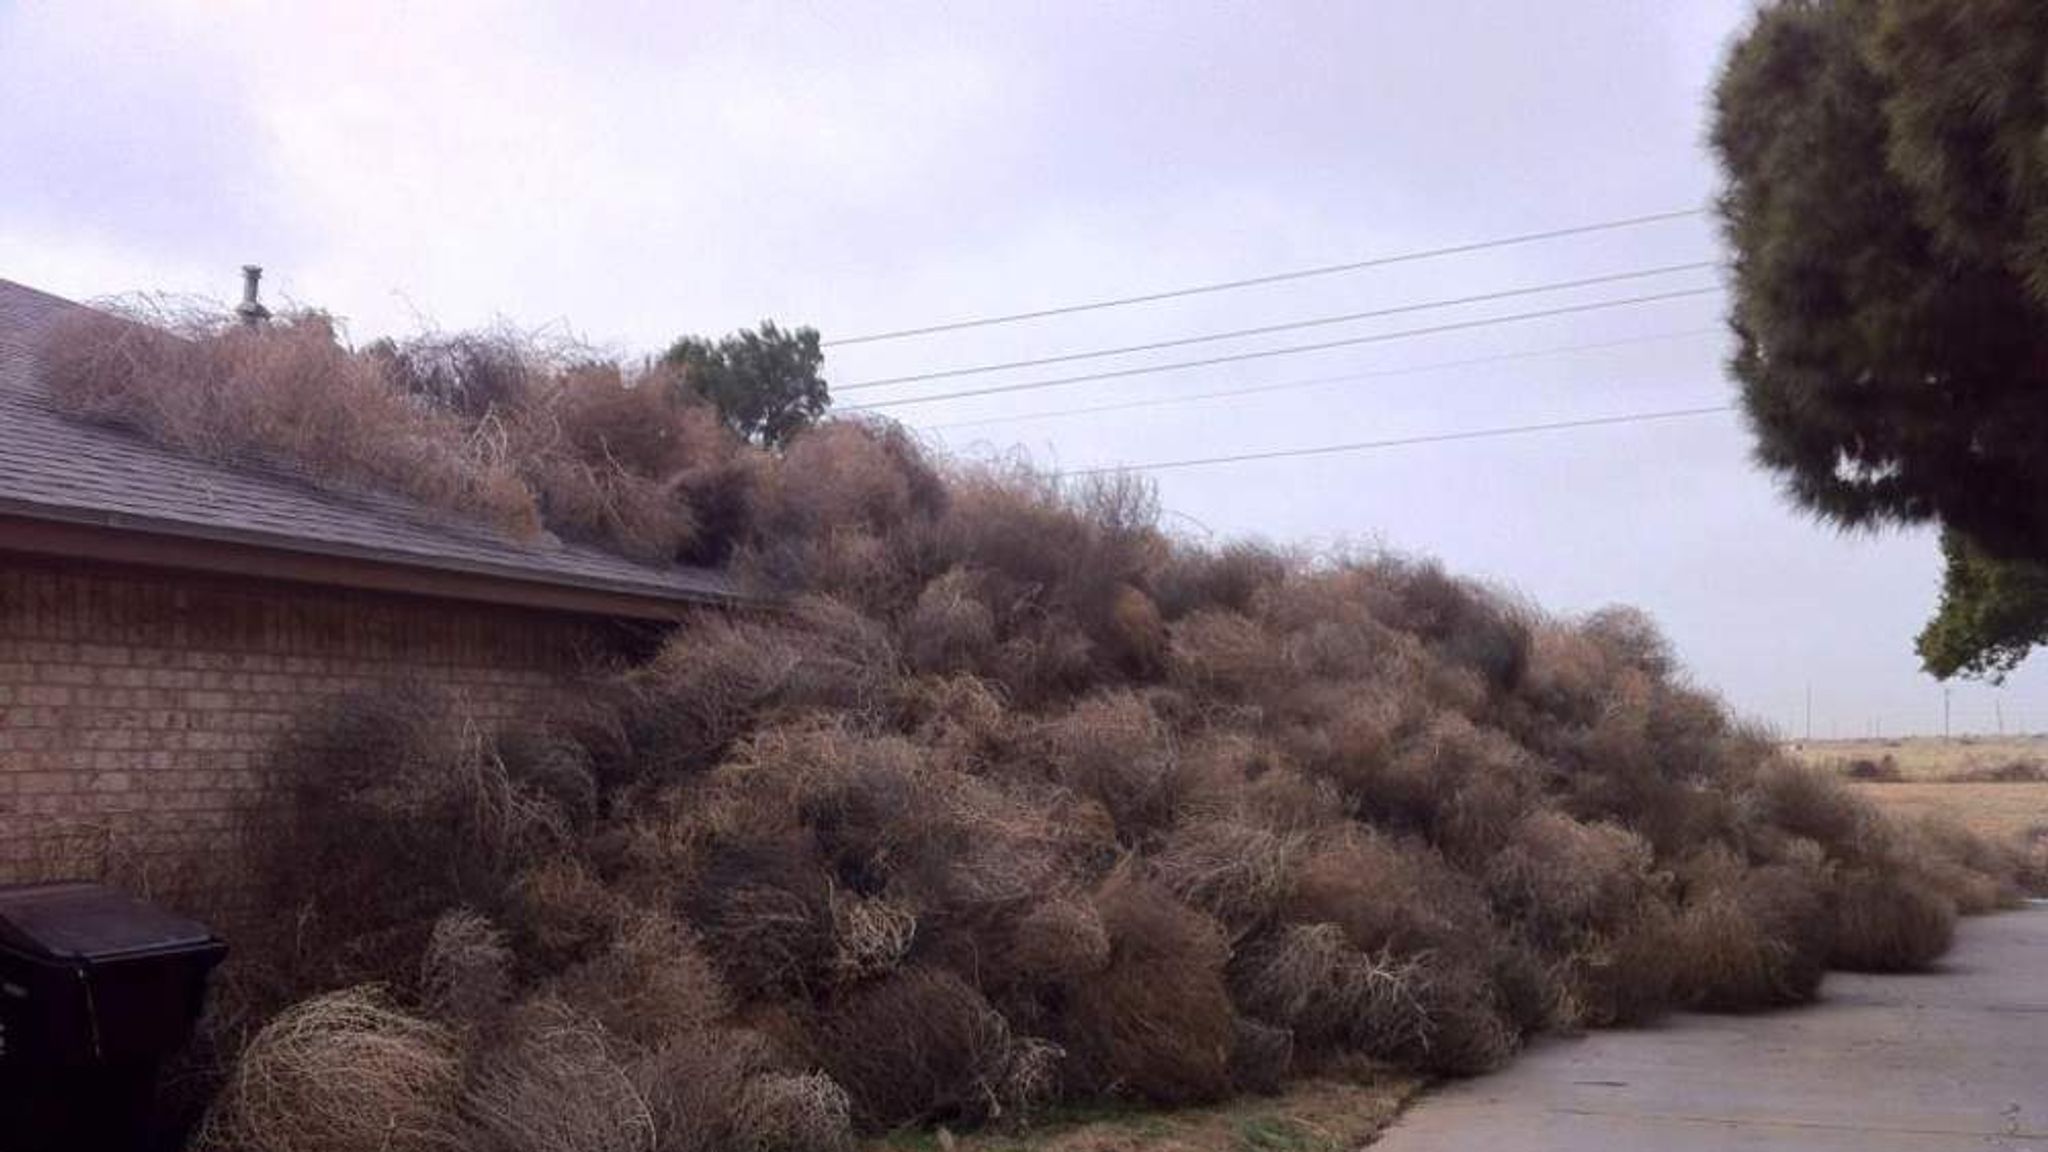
[236,264,271,326]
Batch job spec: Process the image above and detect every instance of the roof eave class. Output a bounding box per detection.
[0,502,744,621]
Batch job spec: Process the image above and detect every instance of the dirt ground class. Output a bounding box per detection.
[869,1072,1424,1152]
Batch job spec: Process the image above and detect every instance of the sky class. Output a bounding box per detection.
[3,0,2039,736]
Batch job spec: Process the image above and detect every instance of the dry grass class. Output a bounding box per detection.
[91,312,2030,1149]
[1269,835,1517,1075]
[1035,692,1185,847]
[1225,1017,1294,1097]
[1669,855,1831,1010]
[1792,735,2048,782]
[502,856,630,970]
[41,307,765,564]
[829,891,921,981]
[239,686,573,1004]
[1003,896,1114,985]
[1827,870,1956,972]
[44,307,541,537]
[1482,813,1657,949]
[420,910,513,1027]
[1229,924,1429,1059]
[462,1002,656,1152]
[196,987,465,1152]
[1064,871,1236,1105]
[198,551,2035,1146]
[613,598,899,780]
[1849,781,2048,842]
[742,418,948,605]
[1154,818,1307,939]
[735,1071,859,1152]
[818,969,1040,1129]
[495,360,753,564]
[680,850,836,1001]
[906,567,1002,675]
[551,911,729,1047]
[630,1030,855,1152]
[1852,781,2048,896]
[1154,542,1292,621]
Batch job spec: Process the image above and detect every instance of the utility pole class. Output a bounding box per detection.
[1996,695,2006,737]
[1944,687,1952,740]
[1805,682,1813,743]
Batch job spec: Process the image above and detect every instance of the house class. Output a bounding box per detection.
[0,277,740,885]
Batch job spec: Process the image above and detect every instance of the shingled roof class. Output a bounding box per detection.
[0,278,742,618]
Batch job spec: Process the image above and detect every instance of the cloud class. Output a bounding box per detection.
[0,5,292,270]
[2,0,2021,733]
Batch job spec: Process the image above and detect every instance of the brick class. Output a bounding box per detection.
[18,685,70,707]
[0,561,616,885]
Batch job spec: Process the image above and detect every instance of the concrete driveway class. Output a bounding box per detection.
[1375,907,2048,1150]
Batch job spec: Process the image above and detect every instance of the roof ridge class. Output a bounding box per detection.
[0,277,87,312]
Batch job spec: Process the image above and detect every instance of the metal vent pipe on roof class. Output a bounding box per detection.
[236,265,270,326]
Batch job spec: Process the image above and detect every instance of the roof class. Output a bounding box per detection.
[0,278,742,617]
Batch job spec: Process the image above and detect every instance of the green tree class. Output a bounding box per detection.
[662,322,829,448]
[1713,0,2048,679]
[1917,530,2048,680]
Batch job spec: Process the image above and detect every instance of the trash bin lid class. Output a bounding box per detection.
[0,882,216,962]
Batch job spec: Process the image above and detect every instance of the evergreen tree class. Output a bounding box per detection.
[1714,0,2048,678]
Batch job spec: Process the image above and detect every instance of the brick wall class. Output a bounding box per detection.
[0,558,628,888]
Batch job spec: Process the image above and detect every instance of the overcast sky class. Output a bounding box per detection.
[4,1,2038,736]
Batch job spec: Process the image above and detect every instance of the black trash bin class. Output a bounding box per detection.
[0,881,227,1152]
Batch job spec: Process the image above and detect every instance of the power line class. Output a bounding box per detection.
[1055,404,1736,477]
[837,260,1719,391]
[921,327,1725,433]
[841,285,1724,411]
[826,206,1710,346]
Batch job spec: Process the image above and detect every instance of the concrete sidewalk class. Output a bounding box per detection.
[1375,908,2048,1150]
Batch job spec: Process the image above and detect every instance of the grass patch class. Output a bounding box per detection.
[866,1074,1422,1152]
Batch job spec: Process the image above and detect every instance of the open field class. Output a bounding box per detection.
[1787,736,2048,782]
[1789,737,2048,849]
[872,1073,1423,1152]
[1848,783,2048,844]
[1789,738,2048,891]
